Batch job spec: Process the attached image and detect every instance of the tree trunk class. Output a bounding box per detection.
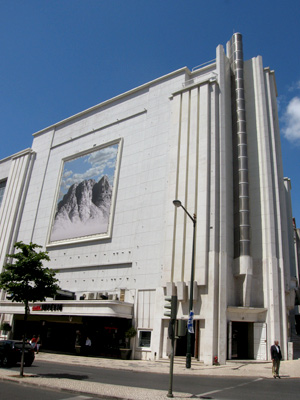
[20,302,28,377]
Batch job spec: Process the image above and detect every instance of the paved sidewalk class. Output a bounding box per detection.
[0,352,300,399]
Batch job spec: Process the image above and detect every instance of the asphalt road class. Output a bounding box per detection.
[1,380,101,400]
[7,360,300,400]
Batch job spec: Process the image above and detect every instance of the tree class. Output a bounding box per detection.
[124,326,137,349]
[0,241,60,376]
[0,322,12,333]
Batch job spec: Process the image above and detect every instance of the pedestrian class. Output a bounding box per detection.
[75,330,82,355]
[36,335,41,353]
[30,335,37,350]
[85,336,92,356]
[270,340,282,378]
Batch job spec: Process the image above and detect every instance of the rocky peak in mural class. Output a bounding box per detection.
[50,175,112,242]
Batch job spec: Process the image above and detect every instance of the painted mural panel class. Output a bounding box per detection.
[49,141,120,243]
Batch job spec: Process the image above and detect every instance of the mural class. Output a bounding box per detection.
[50,142,119,242]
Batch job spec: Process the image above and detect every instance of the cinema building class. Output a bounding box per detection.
[0,33,298,364]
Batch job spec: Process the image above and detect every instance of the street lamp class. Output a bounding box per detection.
[173,199,196,369]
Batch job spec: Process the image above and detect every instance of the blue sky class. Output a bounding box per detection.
[1,1,299,222]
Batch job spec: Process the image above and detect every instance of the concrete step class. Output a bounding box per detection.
[158,356,204,365]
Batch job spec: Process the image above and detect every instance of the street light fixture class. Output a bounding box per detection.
[173,199,197,369]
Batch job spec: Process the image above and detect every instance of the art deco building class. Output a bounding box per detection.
[0,33,297,364]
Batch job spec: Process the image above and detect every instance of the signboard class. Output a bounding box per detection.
[188,311,194,333]
[32,304,63,312]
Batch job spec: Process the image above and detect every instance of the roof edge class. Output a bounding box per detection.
[33,66,190,137]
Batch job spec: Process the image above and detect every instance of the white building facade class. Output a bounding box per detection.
[0,33,297,364]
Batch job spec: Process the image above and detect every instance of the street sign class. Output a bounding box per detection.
[187,311,194,333]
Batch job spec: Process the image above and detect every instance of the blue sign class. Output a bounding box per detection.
[187,311,194,333]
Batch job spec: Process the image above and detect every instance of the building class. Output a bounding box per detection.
[0,33,298,364]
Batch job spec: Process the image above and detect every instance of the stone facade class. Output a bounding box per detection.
[0,33,297,364]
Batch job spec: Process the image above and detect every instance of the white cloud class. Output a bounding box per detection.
[288,80,300,92]
[277,95,285,112]
[282,96,300,144]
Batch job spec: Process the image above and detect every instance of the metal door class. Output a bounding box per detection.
[253,322,267,360]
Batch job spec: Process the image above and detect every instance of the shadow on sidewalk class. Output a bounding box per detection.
[35,373,89,380]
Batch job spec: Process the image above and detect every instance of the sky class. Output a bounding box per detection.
[1,0,299,222]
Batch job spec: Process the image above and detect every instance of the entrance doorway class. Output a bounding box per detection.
[175,320,195,357]
[231,321,254,359]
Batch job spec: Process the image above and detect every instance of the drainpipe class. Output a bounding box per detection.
[228,33,253,306]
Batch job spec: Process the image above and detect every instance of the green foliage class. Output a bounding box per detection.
[0,241,60,377]
[0,322,12,331]
[0,241,60,304]
[125,326,137,338]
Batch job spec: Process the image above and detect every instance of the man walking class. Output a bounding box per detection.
[270,340,282,378]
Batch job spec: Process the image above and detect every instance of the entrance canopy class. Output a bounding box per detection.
[227,306,267,321]
[0,299,133,319]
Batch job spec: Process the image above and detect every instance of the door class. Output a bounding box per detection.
[228,321,232,359]
[175,320,195,357]
[231,321,253,359]
[253,322,267,360]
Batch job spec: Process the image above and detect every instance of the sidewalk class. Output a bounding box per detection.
[1,352,300,400]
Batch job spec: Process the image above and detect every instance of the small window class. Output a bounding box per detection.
[0,180,7,209]
[138,330,151,348]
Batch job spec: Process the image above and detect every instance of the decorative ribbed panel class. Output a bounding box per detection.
[170,80,218,286]
[0,149,35,282]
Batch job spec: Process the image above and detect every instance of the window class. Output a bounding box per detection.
[138,330,151,348]
[0,180,6,209]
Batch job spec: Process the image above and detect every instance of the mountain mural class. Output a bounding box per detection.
[50,175,112,241]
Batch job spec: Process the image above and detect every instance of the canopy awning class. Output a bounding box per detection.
[0,299,133,319]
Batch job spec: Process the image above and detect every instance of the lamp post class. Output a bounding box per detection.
[173,199,196,369]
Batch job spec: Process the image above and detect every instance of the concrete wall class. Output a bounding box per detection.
[0,34,296,363]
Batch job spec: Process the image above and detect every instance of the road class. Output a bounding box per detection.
[5,360,300,399]
[1,380,101,400]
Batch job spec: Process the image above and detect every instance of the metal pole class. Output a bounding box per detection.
[186,214,196,369]
[172,201,197,369]
[167,318,175,397]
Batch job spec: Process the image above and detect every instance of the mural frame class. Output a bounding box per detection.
[47,138,123,247]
